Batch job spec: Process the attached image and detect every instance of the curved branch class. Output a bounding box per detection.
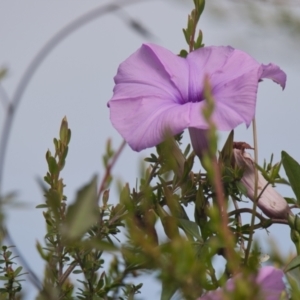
[0,0,150,292]
[0,84,10,109]
[0,0,149,193]
[228,207,288,230]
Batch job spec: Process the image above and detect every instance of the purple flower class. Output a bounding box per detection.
[199,266,286,300]
[108,44,286,153]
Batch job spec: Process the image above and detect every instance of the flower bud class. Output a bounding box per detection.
[233,149,290,219]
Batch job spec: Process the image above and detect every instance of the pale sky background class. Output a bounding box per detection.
[0,0,300,299]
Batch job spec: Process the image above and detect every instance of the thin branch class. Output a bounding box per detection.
[97,139,127,200]
[211,158,237,273]
[58,261,78,286]
[232,198,245,251]
[228,208,288,228]
[244,117,259,263]
[114,8,157,39]
[0,0,150,194]
[0,85,10,109]
[146,161,159,186]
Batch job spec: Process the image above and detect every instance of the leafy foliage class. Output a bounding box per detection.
[1,1,300,299]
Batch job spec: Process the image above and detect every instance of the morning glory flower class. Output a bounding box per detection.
[199,266,286,300]
[108,44,286,153]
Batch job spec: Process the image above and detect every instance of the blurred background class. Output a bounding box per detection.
[0,0,300,298]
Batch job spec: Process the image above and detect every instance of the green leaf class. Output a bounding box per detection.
[45,189,61,220]
[220,130,234,164]
[59,116,69,145]
[282,151,300,205]
[14,266,23,277]
[47,156,58,175]
[160,281,177,300]
[5,251,12,258]
[0,68,7,81]
[81,238,117,251]
[178,219,202,241]
[182,29,190,46]
[285,197,297,205]
[274,178,290,185]
[285,255,300,272]
[63,176,99,240]
[35,204,48,209]
[194,30,204,50]
[236,181,248,196]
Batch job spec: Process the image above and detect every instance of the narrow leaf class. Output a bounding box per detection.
[178,218,202,241]
[161,281,177,300]
[63,176,99,240]
[285,255,300,272]
[14,266,23,276]
[220,130,234,164]
[282,151,300,204]
[35,204,48,209]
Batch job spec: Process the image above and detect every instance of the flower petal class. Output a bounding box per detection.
[108,44,192,151]
[108,44,286,152]
[260,63,287,89]
[111,43,189,104]
[233,149,290,219]
[211,69,260,128]
[188,128,209,158]
[187,47,286,130]
[257,266,286,300]
[198,266,286,300]
[188,47,261,129]
[109,96,191,151]
[187,46,236,103]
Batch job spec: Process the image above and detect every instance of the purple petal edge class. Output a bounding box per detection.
[261,63,287,90]
[198,266,286,300]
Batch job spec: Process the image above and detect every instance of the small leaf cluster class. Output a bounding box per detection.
[2,115,300,299]
[34,118,143,300]
[180,0,205,57]
[0,246,26,299]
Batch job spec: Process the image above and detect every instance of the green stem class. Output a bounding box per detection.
[244,118,259,264]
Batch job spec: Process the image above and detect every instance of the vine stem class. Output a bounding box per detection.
[211,157,238,273]
[228,208,288,228]
[244,117,259,263]
[0,84,10,109]
[0,0,149,195]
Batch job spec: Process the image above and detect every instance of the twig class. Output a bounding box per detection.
[97,139,126,200]
[228,208,288,228]
[114,8,156,39]
[232,198,245,251]
[211,158,237,273]
[146,161,159,186]
[0,85,10,109]
[58,261,78,286]
[244,117,259,263]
